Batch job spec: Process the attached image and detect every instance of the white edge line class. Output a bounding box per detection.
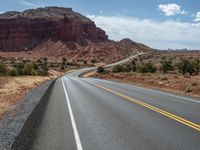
[62,78,83,150]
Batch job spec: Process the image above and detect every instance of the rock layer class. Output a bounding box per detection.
[0,7,108,51]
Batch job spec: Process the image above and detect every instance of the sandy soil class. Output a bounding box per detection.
[0,76,51,119]
[0,69,66,119]
[90,72,200,99]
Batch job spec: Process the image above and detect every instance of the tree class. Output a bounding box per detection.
[160,60,174,74]
[178,59,195,75]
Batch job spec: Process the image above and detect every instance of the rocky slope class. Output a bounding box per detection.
[0,7,154,62]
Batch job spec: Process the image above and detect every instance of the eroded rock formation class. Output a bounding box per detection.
[0,7,108,51]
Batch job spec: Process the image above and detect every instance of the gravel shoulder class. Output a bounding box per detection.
[0,78,55,149]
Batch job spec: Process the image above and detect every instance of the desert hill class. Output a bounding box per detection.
[0,7,154,62]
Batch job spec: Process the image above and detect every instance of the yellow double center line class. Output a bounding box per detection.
[85,80,200,132]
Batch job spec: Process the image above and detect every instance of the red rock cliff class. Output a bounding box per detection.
[0,7,108,51]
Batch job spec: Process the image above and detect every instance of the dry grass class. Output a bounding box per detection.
[0,77,9,89]
[0,76,51,119]
[0,69,74,119]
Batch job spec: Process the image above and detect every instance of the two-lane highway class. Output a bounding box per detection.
[31,68,200,150]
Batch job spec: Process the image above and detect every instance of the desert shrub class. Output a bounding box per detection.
[185,85,192,93]
[10,58,16,64]
[112,65,125,73]
[91,59,97,64]
[192,59,200,75]
[160,60,174,73]
[14,62,25,75]
[84,61,87,65]
[8,68,19,76]
[33,63,39,70]
[0,62,7,76]
[123,64,132,72]
[139,63,157,73]
[23,63,35,75]
[37,67,48,76]
[178,59,195,75]
[97,66,105,73]
[161,76,168,80]
[31,70,38,76]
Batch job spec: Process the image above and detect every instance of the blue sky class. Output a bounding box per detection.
[0,0,200,49]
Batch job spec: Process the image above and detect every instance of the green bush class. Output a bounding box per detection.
[160,60,174,73]
[123,64,132,72]
[139,63,157,73]
[37,68,48,76]
[23,63,35,75]
[8,68,19,76]
[14,62,25,75]
[178,59,195,75]
[192,59,200,75]
[112,65,124,73]
[0,62,7,76]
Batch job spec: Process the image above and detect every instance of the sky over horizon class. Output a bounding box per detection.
[0,0,200,49]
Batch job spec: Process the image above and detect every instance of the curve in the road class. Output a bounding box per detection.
[30,53,200,150]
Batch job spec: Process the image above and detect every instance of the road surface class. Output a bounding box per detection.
[31,68,200,150]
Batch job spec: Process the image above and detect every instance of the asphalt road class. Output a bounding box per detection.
[31,69,200,150]
[31,64,200,150]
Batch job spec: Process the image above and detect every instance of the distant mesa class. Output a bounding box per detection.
[0,6,108,51]
[0,7,153,62]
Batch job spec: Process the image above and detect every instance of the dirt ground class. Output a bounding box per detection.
[0,69,65,119]
[90,72,200,99]
[0,76,52,119]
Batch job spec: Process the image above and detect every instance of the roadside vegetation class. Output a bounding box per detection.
[97,57,200,76]
[0,58,49,76]
[0,56,92,77]
[95,54,200,97]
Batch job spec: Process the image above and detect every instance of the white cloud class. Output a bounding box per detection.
[194,11,200,22]
[88,15,200,49]
[158,4,186,16]
[17,0,38,7]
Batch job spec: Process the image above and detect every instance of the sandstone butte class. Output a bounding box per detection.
[0,7,154,62]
